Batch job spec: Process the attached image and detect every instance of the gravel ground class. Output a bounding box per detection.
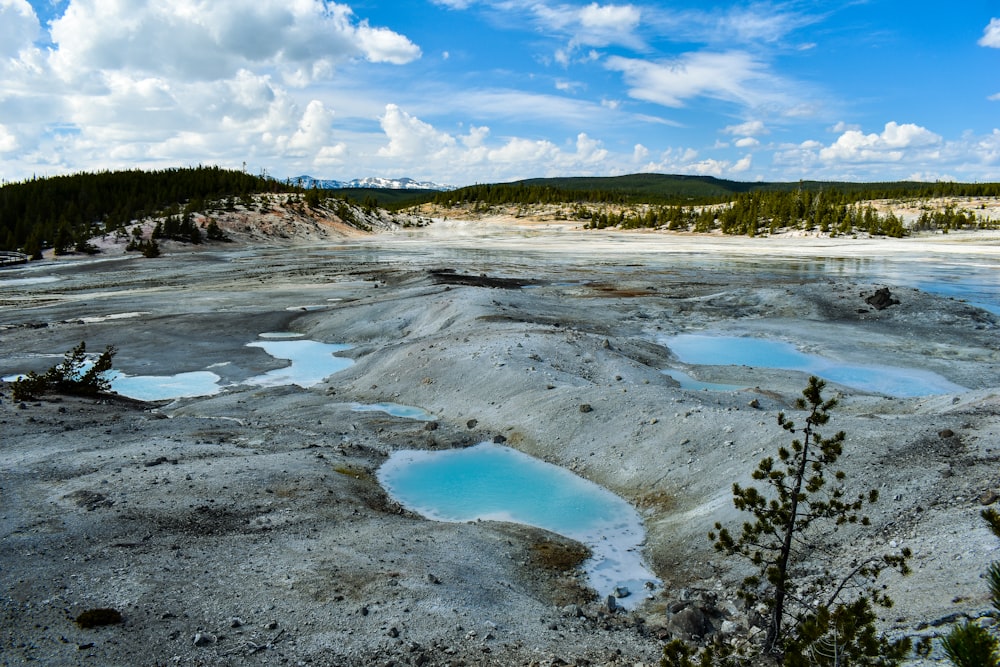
[2,216,999,665]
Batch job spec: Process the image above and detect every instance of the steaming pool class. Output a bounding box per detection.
[378,443,659,609]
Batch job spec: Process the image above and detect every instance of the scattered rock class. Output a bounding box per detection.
[493,434,507,443]
[75,608,123,629]
[192,632,216,646]
[669,605,713,639]
[429,270,532,289]
[65,489,113,511]
[424,421,439,431]
[980,490,999,506]
[720,620,741,636]
[938,428,956,439]
[561,604,583,618]
[579,404,593,413]
[144,456,177,467]
[865,287,900,310]
[466,419,478,429]
[748,398,760,409]
[930,612,967,627]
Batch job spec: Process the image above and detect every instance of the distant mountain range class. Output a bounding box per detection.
[287,175,455,191]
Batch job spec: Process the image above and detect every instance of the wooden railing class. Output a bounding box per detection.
[0,251,29,267]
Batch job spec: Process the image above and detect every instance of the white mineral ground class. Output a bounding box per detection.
[1,201,999,665]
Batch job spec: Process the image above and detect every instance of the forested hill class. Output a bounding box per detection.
[0,166,296,254]
[422,173,1000,208]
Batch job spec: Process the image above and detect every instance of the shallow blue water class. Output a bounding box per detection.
[666,334,966,397]
[245,339,354,388]
[108,370,223,401]
[0,276,59,287]
[378,443,659,608]
[4,335,355,401]
[909,275,1000,315]
[350,402,436,421]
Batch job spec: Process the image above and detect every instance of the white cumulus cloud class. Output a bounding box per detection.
[0,124,19,153]
[731,154,752,172]
[819,122,942,163]
[287,101,336,154]
[356,23,425,64]
[578,3,641,44]
[0,1,426,179]
[574,132,609,163]
[979,18,1000,48]
[48,0,420,84]
[0,0,40,58]
[534,2,642,52]
[488,137,560,164]
[378,104,457,159]
[724,120,766,137]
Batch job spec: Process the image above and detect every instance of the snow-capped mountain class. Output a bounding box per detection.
[287,175,455,191]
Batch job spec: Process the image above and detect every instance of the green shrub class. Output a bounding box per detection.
[988,561,1000,616]
[941,622,999,667]
[12,342,116,401]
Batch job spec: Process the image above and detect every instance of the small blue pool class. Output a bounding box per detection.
[378,443,659,608]
[665,334,966,397]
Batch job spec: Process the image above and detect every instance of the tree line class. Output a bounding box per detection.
[429,183,632,208]
[419,179,1000,237]
[422,177,1000,210]
[0,166,296,255]
[581,189,997,237]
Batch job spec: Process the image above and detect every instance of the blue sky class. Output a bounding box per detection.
[1,1,999,185]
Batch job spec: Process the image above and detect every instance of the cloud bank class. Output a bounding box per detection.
[1,1,999,185]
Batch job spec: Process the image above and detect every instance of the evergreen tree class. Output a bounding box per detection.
[665,377,911,666]
[12,342,116,401]
[141,238,160,258]
[941,509,1000,667]
[205,219,227,241]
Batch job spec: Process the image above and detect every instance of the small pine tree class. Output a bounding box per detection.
[942,623,999,667]
[942,508,1000,667]
[52,223,72,255]
[694,376,910,666]
[141,238,160,258]
[205,219,227,241]
[987,508,1000,617]
[23,234,42,260]
[12,342,116,401]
